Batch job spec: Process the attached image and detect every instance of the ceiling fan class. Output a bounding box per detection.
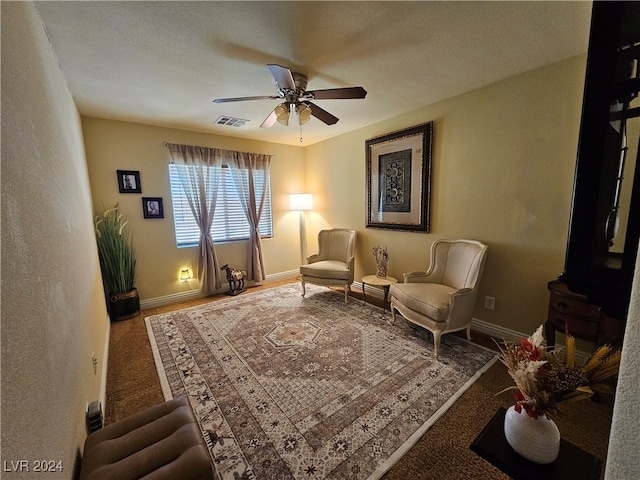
[213,64,367,128]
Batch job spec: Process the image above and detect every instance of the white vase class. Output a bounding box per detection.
[503,405,560,464]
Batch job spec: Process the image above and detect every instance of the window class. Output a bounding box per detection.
[169,164,273,247]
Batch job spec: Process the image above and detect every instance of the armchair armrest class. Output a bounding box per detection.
[447,287,477,330]
[347,256,355,282]
[307,253,321,264]
[403,271,431,283]
[451,287,473,296]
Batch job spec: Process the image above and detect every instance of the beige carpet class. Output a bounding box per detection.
[106,281,613,480]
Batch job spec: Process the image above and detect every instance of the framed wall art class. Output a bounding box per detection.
[142,197,164,219]
[366,122,433,232]
[117,170,141,193]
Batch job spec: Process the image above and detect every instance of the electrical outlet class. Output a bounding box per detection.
[92,353,98,375]
[484,296,496,311]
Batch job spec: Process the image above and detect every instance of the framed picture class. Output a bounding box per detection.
[142,197,164,219]
[117,170,141,193]
[366,122,433,232]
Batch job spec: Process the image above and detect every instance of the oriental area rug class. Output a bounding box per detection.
[145,283,497,480]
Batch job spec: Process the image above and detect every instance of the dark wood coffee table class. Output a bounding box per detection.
[470,408,603,480]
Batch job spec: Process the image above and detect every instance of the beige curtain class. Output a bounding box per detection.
[166,143,273,290]
[227,152,272,282]
[165,143,224,293]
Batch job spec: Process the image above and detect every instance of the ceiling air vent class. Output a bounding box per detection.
[215,116,249,127]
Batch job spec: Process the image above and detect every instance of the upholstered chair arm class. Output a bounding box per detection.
[307,253,321,264]
[347,256,355,282]
[403,271,433,283]
[447,288,477,331]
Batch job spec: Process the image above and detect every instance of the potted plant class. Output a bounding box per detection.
[94,203,140,320]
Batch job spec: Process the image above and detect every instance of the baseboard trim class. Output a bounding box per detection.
[139,269,300,309]
[470,318,525,342]
[353,280,384,299]
[470,317,590,363]
[100,318,110,409]
[140,289,206,309]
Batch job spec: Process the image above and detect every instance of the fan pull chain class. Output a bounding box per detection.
[300,124,303,143]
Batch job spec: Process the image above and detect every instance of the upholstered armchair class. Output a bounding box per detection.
[389,239,488,359]
[300,229,356,303]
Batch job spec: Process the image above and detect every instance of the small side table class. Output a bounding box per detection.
[362,275,397,312]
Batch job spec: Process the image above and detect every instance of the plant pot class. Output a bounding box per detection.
[109,288,140,321]
[504,405,560,464]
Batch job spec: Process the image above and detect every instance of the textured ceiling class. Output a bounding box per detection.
[34,1,593,146]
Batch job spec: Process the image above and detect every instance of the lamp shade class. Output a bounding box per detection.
[296,103,312,125]
[275,103,290,126]
[289,193,313,211]
[179,269,191,282]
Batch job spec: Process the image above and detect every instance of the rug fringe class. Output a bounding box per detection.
[144,316,174,401]
[367,355,499,480]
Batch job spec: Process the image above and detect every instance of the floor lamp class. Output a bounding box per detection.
[290,194,313,265]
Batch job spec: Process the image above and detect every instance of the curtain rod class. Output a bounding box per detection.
[163,142,274,159]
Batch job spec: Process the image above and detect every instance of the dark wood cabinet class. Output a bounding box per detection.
[546,281,625,349]
[556,2,640,326]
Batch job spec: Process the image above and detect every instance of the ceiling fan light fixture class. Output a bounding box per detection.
[296,103,312,125]
[275,103,290,126]
[214,65,366,132]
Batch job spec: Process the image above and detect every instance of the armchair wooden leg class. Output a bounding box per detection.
[343,284,349,303]
[301,280,306,298]
[433,331,442,359]
[465,325,471,341]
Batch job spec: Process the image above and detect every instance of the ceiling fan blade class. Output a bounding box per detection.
[260,110,278,128]
[304,101,339,125]
[213,95,279,103]
[306,86,367,100]
[267,64,296,91]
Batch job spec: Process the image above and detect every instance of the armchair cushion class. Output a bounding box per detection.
[389,283,455,322]
[300,260,351,280]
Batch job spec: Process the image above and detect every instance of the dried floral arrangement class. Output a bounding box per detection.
[496,325,621,419]
[372,245,389,277]
[372,245,388,263]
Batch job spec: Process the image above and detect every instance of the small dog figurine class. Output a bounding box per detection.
[220,264,247,295]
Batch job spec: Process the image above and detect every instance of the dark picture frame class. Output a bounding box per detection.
[142,197,164,219]
[117,170,141,193]
[366,122,433,232]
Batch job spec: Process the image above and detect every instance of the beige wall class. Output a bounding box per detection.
[1,2,109,477]
[82,118,306,301]
[83,56,586,338]
[305,55,587,336]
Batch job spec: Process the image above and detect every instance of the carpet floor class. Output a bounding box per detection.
[145,283,497,479]
[105,280,613,479]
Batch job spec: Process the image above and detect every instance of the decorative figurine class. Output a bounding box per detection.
[221,264,247,295]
